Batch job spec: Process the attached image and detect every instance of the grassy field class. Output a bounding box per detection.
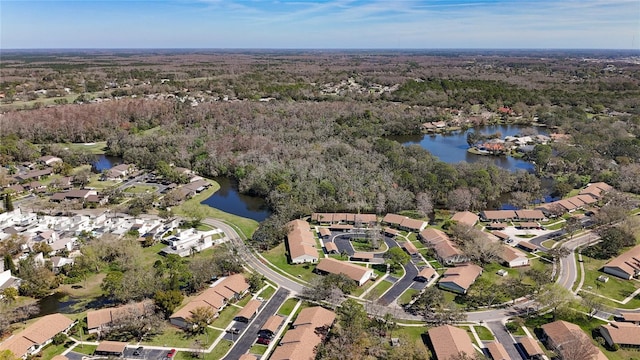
[257,285,276,300]
[210,304,242,328]
[277,298,299,316]
[398,288,420,305]
[38,342,70,360]
[173,179,259,239]
[351,278,378,297]
[249,344,268,355]
[474,325,495,341]
[71,344,98,355]
[143,326,218,348]
[365,280,393,299]
[261,243,317,282]
[208,340,232,360]
[394,325,427,344]
[124,184,158,193]
[580,254,640,309]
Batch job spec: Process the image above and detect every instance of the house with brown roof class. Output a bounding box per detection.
[602,244,640,280]
[451,211,479,227]
[515,210,545,221]
[399,217,427,232]
[315,258,373,286]
[481,210,516,222]
[170,274,249,329]
[619,312,640,324]
[438,264,483,294]
[38,156,62,166]
[541,320,607,360]
[87,301,151,334]
[50,189,98,203]
[599,322,640,349]
[427,324,476,360]
[401,241,418,255]
[15,168,53,182]
[0,313,74,359]
[94,341,127,357]
[518,336,545,359]
[580,182,613,200]
[485,341,510,360]
[310,213,377,227]
[270,307,335,360]
[486,223,508,230]
[350,252,374,262]
[517,241,538,253]
[500,246,530,268]
[415,267,437,282]
[381,213,408,228]
[285,219,318,264]
[234,299,261,323]
[419,228,467,265]
[324,241,338,254]
[259,315,284,339]
[104,164,134,180]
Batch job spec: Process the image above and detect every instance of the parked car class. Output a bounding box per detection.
[133,347,143,356]
[257,337,271,345]
[166,349,176,358]
[226,327,240,335]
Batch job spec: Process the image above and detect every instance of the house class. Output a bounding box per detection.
[401,241,418,255]
[160,228,222,257]
[50,256,74,273]
[518,222,539,229]
[317,227,331,239]
[104,164,133,180]
[0,313,74,359]
[602,244,640,280]
[517,241,538,253]
[234,299,261,323]
[414,267,437,282]
[480,210,516,222]
[315,258,373,286]
[15,168,53,182]
[540,320,607,360]
[324,242,338,254]
[515,210,545,221]
[350,252,374,262]
[50,189,98,203]
[381,213,407,228]
[619,312,640,324]
[285,219,318,264]
[438,264,483,294]
[170,274,249,329]
[259,315,284,339]
[94,341,127,357]
[87,301,151,334]
[599,322,640,349]
[451,211,479,227]
[38,156,62,166]
[270,307,335,360]
[0,267,21,291]
[485,223,507,230]
[580,182,613,200]
[492,231,509,242]
[419,228,467,265]
[310,213,376,227]
[485,341,510,360]
[518,336,545,359]
[500,246,530,268]
[399,217,427,232]
[427,325,476,360]
[383,227,400,237]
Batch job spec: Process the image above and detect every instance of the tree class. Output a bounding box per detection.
[1,287,18,303]
[529,144,552,173]
[3,254,16,274]
[154,290,184,318]
[32,242,53,256]
[247,272,265,293]
[563,217,582,239]
[384,247,410,273]
[102,303,163,341]
[72,168,92,188]
[188,306,216,334]
[18,256,58,298]
[451,223,501,264]
[547,246,571,262]
[535,283,573,319]
[555,330,600,360]
[182,202,206,228]
[582,292,606,319]
[3,194,14,212]
[415,192,433,218]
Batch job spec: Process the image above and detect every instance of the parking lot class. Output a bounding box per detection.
[122,347,173,360]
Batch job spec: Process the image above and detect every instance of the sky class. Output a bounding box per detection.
[1,0,639,49]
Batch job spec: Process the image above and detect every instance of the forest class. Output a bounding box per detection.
[1,50,639,246]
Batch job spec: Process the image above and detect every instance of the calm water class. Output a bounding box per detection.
[390,125,546,172]
[201,177,271,222]
[93,154,123,171]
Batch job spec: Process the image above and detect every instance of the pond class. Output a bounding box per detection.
[201,177,271,222]
[35,291,81,317]
[93,154,123,172]
[389,125,547,172]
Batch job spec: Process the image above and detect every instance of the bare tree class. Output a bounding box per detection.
[416,192,433,218]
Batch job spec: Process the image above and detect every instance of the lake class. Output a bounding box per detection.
[93,154,122,171]
[390,125,546,172]
[201,177,271,222]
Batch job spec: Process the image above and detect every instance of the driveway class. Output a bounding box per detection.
[377,237,419,306]
[123,347,170,360]
[485,321,525,360]
[223,288,289,360]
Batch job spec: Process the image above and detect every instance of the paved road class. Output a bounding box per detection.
[223,288,289,360]
[485,321,525,360]
[556,232,599,292]
[378,238,419,305]
[203,218,305,294]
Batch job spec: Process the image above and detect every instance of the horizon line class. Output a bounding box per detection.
[1,47,639,52]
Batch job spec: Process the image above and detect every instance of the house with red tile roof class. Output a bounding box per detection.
[438,264,483,294]
[0,314,74,359]
[427,324,477,360]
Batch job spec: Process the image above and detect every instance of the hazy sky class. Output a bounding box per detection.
[2,0,639,49]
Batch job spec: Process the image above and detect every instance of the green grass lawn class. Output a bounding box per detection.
[277,298,299,316]
[38,342,70,360]
[208,340,233,360]
[249,344,268,355]
[398,288,420,305]
[371,263,388,278]
[173,179,259,239]
[351,278,378,297]
[394,325,427,344]
[211,304,242,328]
[365,280,393,300]
[236,295,252,307]
[124,184,158,193]
[474,325,495,341]
[261,243,317,282]
[143,326,218,348]
[71,344,98,355]
[257,285,276,300]
[580,254,640,309]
